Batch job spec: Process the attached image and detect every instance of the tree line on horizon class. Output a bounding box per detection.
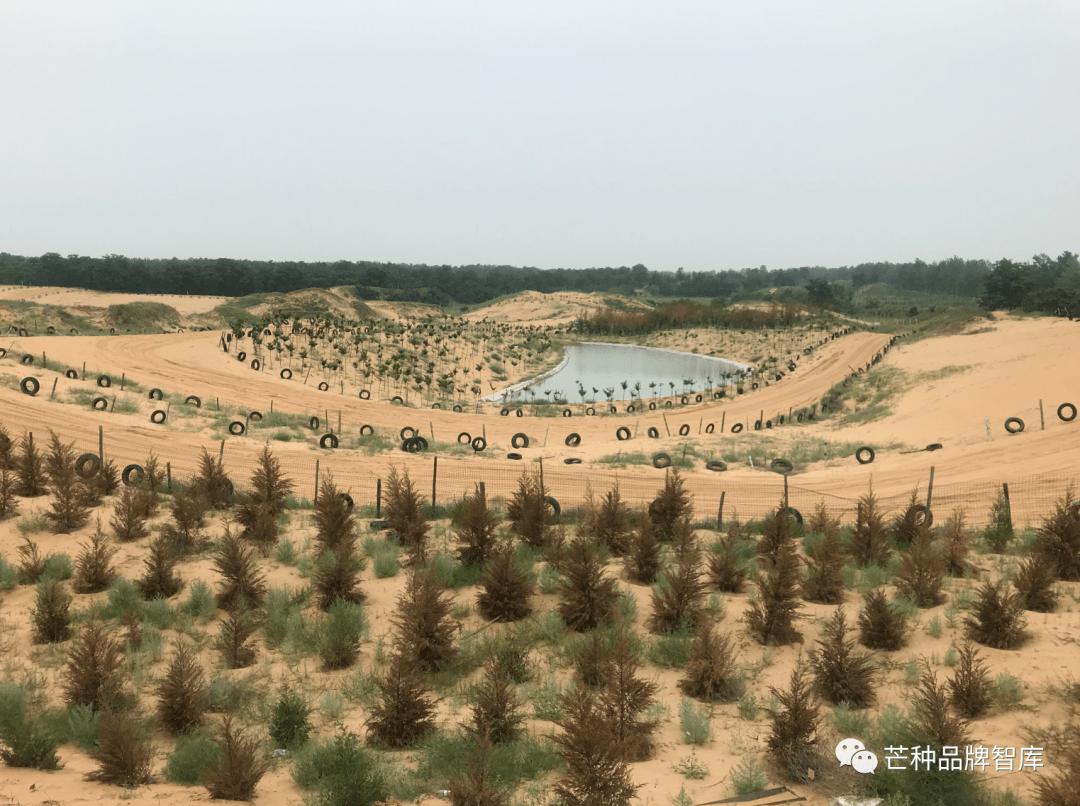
[0,250,1075,315]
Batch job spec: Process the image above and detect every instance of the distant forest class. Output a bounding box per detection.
[0,250,1076,314]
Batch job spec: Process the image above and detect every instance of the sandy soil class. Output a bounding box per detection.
[0,286,228,316]
[0,298,1078,806]
[462,291,652,327]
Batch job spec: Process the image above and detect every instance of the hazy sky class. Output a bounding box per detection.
[2,1,1077,272]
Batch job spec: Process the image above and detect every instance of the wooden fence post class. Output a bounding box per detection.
[166,461,172,492]
[98,426,103,461]
[376,478,382,517]
[926,466,935,510]
[1002,482,1013,535]
[432,456,438,507]
[717,490,725,529]
[314,459,320,503]
[1040,399,1045,430]
[720,411,725,433]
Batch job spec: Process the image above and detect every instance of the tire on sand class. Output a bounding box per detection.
[652,453,672,469]
[855,446,875,465]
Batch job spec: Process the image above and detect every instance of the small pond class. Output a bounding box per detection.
[485,342,753,404]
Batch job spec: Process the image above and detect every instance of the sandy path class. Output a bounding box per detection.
[0,286,228,315]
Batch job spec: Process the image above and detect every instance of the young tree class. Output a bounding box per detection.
[850,482,890,567]
[476,541,534,622]
[809,608,876,707]
[583,483,633,557]
[43,432,91,533]
[679,624,742,702]
[214,524,267,613]
[384,465,429,563]
[73,524,118,594]
[63,622,128,711]
[558,539,619,633]
[156,642,210,735]
[137,535,183,598]
[366,648,439,748]
[745,533,803,646]
[647,468,693,542]
[0,467,19,520]
[1032,488,1080,581]
[111,486,150,543]
[893,523,945,608]
[596,630,660,762]
[466,656,525,745]
[625,513,660,585]
[392,568,457,672]
[801,527,846,605]
[456,484,500,567]
[14,432,46,497]
[553,684,639,806]
[766,659,821,782]
[190,448,233,510]
[857,589,908,651]
[507,468,552,548]
[647,547,707,635]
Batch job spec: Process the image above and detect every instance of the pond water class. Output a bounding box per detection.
[485,342,753,404]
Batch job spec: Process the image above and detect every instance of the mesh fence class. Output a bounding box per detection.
[35,422,1078,530]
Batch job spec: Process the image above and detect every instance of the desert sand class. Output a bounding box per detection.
[0,290,1078,806]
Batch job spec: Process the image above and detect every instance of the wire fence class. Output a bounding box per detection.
[35,423,1079,532]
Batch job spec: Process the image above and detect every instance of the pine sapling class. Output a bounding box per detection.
[965,580,1028,650]
[476,541,534,622]
[384,464,429,563]
[366,648,439,748]
[857,589,908,651]
[893,521,945,608]
[44,431,91,533]
[911,660,969,748]
[1032,487,1080,581]
[456,484,500,566]
[191,448,233,510]
[801,527,846,605]
[137,535,183,599]
[201,714,270,800]
[32,576,72,644]
[15,432,46,497]
[214,524,267,613]
[679,623,742,702]
[553,684,639,806]
[558,538,619,633]
[809,607,876,707]
[392,568,457,672]
[0,466,19,519]
[647,468,693,542]
[850,482,890,567]
[625,513,660,585]
[64,622,128,711]
[507,468,552,548]
[86,710,154,787]
[745,533,803,646]
[73,523,118,594]
[597,630,660,762]
[648,547,707,634]
[941,508,974,576]
[947,643,992,719]
[1012,551,1059,612]
[766,659,821,782]
[156,642,209,735]
[467,656,525,744]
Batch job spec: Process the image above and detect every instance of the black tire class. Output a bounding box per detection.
[737,387,744,395]
[339,492,354,510]
[185,395,201,407]
[652,453,672,469]
[516,409,524,418]
[122,463,145,487]
[855,446,875,465]
[706,461,727,472]
[678,424,690,436]
[401,427,419,442]
[771,458,794,474]
[665,401,672,408]
[309,416,320,430]
[92,397,108,411]
[97,375,111,388]
[507,452,522,460]
[564,458,582,464]
[713,391,723,399]
[586,407,595,416]
[20,377,39,396]
[925,443,943,451]
[649,402,656,410]
[512,433,530,449]
[705,423,715,434]
[150,409,167,424]
[391,396,403,404]
[358,389,370,399]
[320,433,339,449]
[318,381,329,391]
[777,506,803,526]
[251,359,261,370]
[249,411,263,422]
[797,413,804,423]
[906,504,933,528]
[149,388,163,400]
[730,423,744,433]
[75,453,101,478]
[1004,417,1025,434]
[453,405,462,412]
[237,351,247,361]
[778,416,785,425]
[280,368,293,379]
[65,369,78,379]
[18,328,28,337]
[565,432,581,447]
[402,437,422,453]
[563,408,572,417]
[616,426,631,441]
[20,354,33,365]
[754,420,762,431]
[471,436,487,452]
[501,408,510,417]
[0,348,5,358]
[431,403,441,409]
[766,420,773,429]
[681,396,689,404]
[1058,403,1077,422]
[647,426,659,439]
[458,431,472,444]
[229,421,246,436]
[695,394,702,403]
[360,424,374,436]
[545,496,561,517]
[752,383,759,390]
[609,405,617,414]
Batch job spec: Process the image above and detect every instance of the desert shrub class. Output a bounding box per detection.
[190,448,234,510]
[182,580,217,621]
[0,687,61,770]
[910,660,968,747]
[213,524,267,613]
[1013,551,1059,612]
[73,524,118,594]
[393,567,457,671]
[468,656,526,744]
[292,730,388,806]
[507,468,552,548]
[731,756,767,795]
[110,486,150,543]
[858,589,909,651]
[237,445,294,553]
[850,482,891,567]
[965,580,1028,649]
[678,696,711,744]
[596,630,660,762]
[156,642,209,735]
[445,739,509,806]
[216,602,260,669]
[648,550,707,635]
[801,528,847,604]
[64,622,128,711]
[86,710,154,787]
[648,468,693,543]
[314,546,365,612]
[745,533,802,646]
[805,501,842,538]
[809,607,876,707]
[983,487,1014,552]
[270,686,311,751]
[940,509,974,576]
[456,484,500,566]
[31,576,72,644]
[201,714,270,800]
[947,643,992,719]
[367,648,439,748]
[162,485,208,553]
[553,684,639,806]
[16,536,47,584]
[1034,731,1080,806]
[14,432,46,497]
[0,555,16,591]
[65,703,101,749]
[319,598,367,671]
[137,535,183,599]
[583,483,633,557]
[647,617,694,668]
[385,464,430,563]
[0,467,19,519]
[84,457,120,504]
[893,522,945,608]
[558,538,619,633]
[477,541,535,622]
[313,473,356,556]
[679,624,742,702]
[42,432,92,532]
[572,629,613,688]
[766,659,821,782]
[1032,489,1080,581]
[625,512,661,585]
[707,526,752,594]
[165,731,222,784]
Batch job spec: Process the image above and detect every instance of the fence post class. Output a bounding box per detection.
[98,426,103,461]
[479,480,485,504]
[376,478,382,517]
[542,425,549,447]
[326,409,330,433]
[698,416,703,434]
[926,466,935,510]
[717,490,725,529]
[539,457,544,492]
[720,411,725,433]
[1040,399,1045,430]
[81,361,86,380]
[432,456,438,507]
[121,372,125,391]
[1002,482,1013,535]
[314,459,320,503]
[662,412,671,436]
[166,461,172,492]
[784,474,789,509]
[49,378,57,400]
[338,410,342,433]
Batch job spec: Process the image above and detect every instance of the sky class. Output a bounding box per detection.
[1,1,1077,273]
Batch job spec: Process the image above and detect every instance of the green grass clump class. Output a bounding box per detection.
[142,597,175,630]
[408,731,560,795]
[101,577,143,620]
[731,755,767,794]
[16,513,50,535]
[270,687,311,750]
[648,619,695,669]
[165,732,222,784]
[678,697,711,744]
[264,586,306,650]
[0,556,19,591]
[181,581,218,621]
[292,730,388,806]
[0,683,61,770]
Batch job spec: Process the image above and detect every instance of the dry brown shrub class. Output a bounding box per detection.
[162,485,208,554]
[216,602,260,670]
[558,538,619,633]
[809,607,876,707]
[893,522,946,608]
[507,468,552,548]
[805,501,841,537]
[0,466,19,519]
[1013,552,1059,613]
[32,576,72,644]
[456,483,500,566]
[1032,488,1080,581]
[624,513,660,585]
[911,660,969,747]
[313,473,355,555]
[745,533,803,646]
[16,536,47,584]
[597,630,660,762]
[850,482,890,567]
[647,468,693,542]
[467,656,525,745]
[947,642,992,719]
[44,432,91,533]
[85,710,154,788]
[137,535,183,599]
[110,486,150,543]
[857,589,908,651]
[392,567,457,672]
[190,448,234,510]
[313,545,365,612]
[73,523,118,594]
[64,622,128,711]
[14,432,46,497]
[1034,730,1080,806]
[801,528,846,605]
[583,483,633,557]
[446,738,509,806]
[757,505,796,562]
[647,547,707,635]
[890,488,926,548]
[385,464,430,563]
[940,508,974,576]
[965,580,1028,650]
[202,714,270,800]
[213,524,267,613]
[366,649,439,748]
[553,684,639,806]
[766,658,821,782]
[156,642,209,735]
[679,624,742,702]
[476,541,534,622]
